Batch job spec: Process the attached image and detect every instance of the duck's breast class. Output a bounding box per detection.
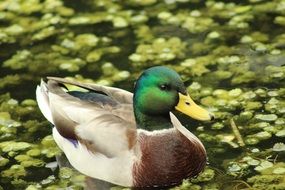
[132,129,207,187]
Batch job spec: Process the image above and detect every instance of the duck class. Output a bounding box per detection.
[36,66,214,188]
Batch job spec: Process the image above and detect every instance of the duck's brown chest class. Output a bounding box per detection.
[132,130,207,188]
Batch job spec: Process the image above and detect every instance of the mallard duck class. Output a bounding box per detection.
[36,66,214,188]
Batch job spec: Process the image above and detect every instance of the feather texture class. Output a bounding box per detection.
[37,78,137,156]
[36,75,207,187]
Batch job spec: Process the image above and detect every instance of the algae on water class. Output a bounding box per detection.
[1,0,285,189]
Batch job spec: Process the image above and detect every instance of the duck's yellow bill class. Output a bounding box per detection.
[175,93,214,121]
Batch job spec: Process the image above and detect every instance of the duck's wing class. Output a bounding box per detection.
[47,77,133,104]
[36,78,137,158]
[170,113,205,152]
[46,77,135,124]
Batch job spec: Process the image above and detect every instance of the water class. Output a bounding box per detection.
[0,0,285,189]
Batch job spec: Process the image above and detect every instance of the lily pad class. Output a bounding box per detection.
[255,114,278,121]
[273,143,285,152]
[276,129,285,137]
[255,161,273,171]
[272,167,285,174]
[0,141,32,152]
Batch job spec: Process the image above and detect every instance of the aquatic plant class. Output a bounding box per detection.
[0,0,285,189]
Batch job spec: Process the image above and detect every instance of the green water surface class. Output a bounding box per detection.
[0,0,285,189]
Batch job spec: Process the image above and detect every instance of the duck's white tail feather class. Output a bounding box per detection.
[36,81,54,124]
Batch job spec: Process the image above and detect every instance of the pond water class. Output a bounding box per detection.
[0,0,285,189]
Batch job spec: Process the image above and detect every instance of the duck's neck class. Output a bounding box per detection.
[134,108,172,131]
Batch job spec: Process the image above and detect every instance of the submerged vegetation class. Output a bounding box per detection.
[0,0,285,189]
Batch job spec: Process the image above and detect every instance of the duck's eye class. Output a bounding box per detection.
[159,84,170,91]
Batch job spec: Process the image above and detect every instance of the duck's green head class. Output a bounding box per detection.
[134,66,213,128]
